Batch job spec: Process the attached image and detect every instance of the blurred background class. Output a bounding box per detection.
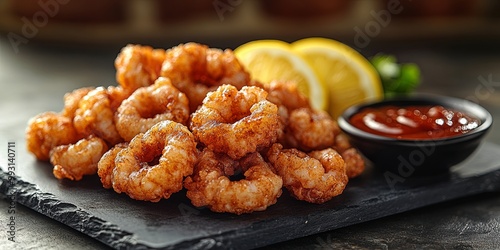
[1,1,500,249]
[0,0,499,50]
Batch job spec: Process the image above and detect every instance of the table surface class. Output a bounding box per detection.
[0,38,500,249]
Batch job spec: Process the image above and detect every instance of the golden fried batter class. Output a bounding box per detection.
[190,85,283,159]
[185,149,282,214]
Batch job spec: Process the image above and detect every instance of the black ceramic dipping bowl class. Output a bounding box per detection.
[338,94,492,175]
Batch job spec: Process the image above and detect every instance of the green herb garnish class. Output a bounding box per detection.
[370,54,421,97]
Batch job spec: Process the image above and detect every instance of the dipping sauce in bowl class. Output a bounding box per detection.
[349,105,480,140]
[338,94,492,174]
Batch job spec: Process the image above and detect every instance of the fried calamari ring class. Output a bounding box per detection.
[333,133,366,178]
[184,149,283,214]
[283,108,340,151]
[340,148,365,179]
[115,44,166,93]
[26,86,127,162]
[74,87,123,145]
[61,87,94,119]
[333,133,352,153]
[97,143,128,189]
[190,85,283,159]
[51,136,109,181]
[253,81,364,177]
[250,80,315,144]
[26,112,80,161]
[161,42,250,112]
[107,85,133,112]
[267,143,348,204]
[250,80,311,111]
[115,77,190,141]
[112,120,198,202]
[250,81,339,151]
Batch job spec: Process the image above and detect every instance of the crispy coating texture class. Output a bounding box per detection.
[26,112,80,161]
[184,149,282,214]
[161,42,250,112]
[190,85,283,159]
[73,87,123,145]
[112,121,198,202]
[25,42,366,212]
[115,77,190,141]
[107,85,133,112]
[251,80,311,111]
[115,44,166,93]
[252,80,365,178]
[333,133,366,178]
[267,143,348,204]
[284,108,339,151]
[51,136,109,181]
[61,87,94,119]
[97,143,128,189]
[340,148,365,179]
[333,133,352,153]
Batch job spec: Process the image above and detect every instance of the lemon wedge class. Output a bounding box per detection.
[291,37,383,118]
[234,40,328,111]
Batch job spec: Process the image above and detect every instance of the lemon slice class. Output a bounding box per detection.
[292,37,383,118]
[234,40,327,111]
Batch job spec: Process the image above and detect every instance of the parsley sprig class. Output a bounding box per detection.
[370,54,421,97]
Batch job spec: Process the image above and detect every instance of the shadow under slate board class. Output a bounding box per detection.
[1,141,500,249]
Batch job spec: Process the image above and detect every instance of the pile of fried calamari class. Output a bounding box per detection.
[26,43,365,214]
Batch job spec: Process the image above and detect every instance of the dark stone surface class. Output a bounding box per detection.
[1,141,500,249]
[266,192,500,250]
[1,36,500,249]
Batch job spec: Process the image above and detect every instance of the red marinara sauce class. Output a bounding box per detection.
[349,105,480,139]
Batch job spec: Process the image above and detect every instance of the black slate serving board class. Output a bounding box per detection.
[1,140,500,249]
